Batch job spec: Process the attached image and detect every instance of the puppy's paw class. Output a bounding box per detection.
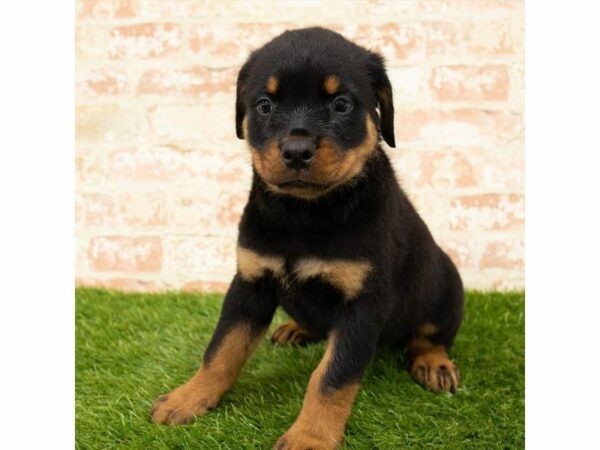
[271,321,317,346]
[410,351,460,394]
[274,426,341,450]
[150,383,216,425]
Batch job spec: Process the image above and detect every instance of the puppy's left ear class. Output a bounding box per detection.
[366,52,395,148]
[235,60,252,139]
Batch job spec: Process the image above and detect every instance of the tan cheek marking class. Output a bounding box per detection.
[248,139,288,184]
[266,75,278,94]
[280,333,359,448]
[310,143,344,182]
[323,75,340,95]
[237,245,285,281]
[335,115,379,182]
[295,258,372,299]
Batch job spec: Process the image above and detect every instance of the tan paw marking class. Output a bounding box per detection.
[271,321,318,346]
[410,347,460,394]
[274,427,341,450]
[150,382,217,425]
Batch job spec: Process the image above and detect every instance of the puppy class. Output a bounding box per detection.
[151,27,464,450]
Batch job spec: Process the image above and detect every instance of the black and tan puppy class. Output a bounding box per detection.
[151,27,464,449]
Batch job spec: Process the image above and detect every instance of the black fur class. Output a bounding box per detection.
[208,27,463,394]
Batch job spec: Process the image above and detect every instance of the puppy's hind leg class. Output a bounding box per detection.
[408,331,461,394]
[409,253,463,394]
[271,320,320,346]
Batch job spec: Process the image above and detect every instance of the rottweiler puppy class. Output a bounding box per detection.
[151,27,464,450]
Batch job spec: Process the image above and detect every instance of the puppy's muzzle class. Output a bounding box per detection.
[281,138,316,170]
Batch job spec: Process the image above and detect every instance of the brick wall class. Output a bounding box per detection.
[75,0,524,292]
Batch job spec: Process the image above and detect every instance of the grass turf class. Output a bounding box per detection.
[76,289,524,449]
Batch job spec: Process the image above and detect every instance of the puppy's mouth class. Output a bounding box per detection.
[269,178,334,199]
[276,180,330,191]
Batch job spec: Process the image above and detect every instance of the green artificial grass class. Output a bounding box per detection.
[76,289,524,449]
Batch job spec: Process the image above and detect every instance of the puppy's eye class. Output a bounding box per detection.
[257,98,273,115]
[332,97,352,114]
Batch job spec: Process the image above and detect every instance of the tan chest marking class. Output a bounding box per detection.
[236,245,285,282]
[294,258,372,300]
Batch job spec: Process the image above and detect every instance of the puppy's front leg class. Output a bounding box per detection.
[275,300,382,450]
[151,273,277,425]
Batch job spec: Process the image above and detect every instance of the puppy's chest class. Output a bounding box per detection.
[236,245,371,300]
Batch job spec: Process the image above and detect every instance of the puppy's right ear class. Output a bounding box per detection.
[235,60,252,139]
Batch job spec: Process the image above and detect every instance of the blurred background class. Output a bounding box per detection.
[76,0,524,293]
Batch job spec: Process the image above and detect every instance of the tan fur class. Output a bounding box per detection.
[276,333,359,449]
[151,324,265,424]
[295,257,372,300]
[409,336,460,393]
[245,116,379,200]
[271,320,317,346]
[323,75,341,95]
[331,115,378,182]
[418,323,438,337]
[237,245,285,281]
[266,75,279,94]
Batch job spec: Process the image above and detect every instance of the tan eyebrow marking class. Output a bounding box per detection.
[266,75,279,94]
[323,75,341,95]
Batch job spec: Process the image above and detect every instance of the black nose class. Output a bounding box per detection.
[281,139,316,170]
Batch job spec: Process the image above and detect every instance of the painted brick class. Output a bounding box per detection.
[216,188,248,230]
[76,192,115,226]
[75,2,524,292]
[439,239,479,270]
[107,145,246,184]
[395,109,522,146]
[430,65,510,102]
[480,148,524,190]
[387,67,429,104]
[89,236,163,272]
[147,104,233,143]
[109,23,182,59]
[76,278,163,293]
[76,104,143,144]
[423,20,521,58]
[182,280,230,293]
[77,0,138,19]
[345,23,425,62]
[77,68,128,96]
[189,23,291,66]
[76,150,106,185]
[481,239,524,270]
[410,147,524,191]
[164,235,236,282]
[77,192,166,227]
[415,150,477,188]
[138,0,209,19]
[359,0,523,19]
[76,24,109,59]
[341,19,522,64]
[138,66,236,97]
[449,194,524,231]
[165,189,218,230]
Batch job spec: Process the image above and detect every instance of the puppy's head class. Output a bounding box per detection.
[235,27,395,199]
